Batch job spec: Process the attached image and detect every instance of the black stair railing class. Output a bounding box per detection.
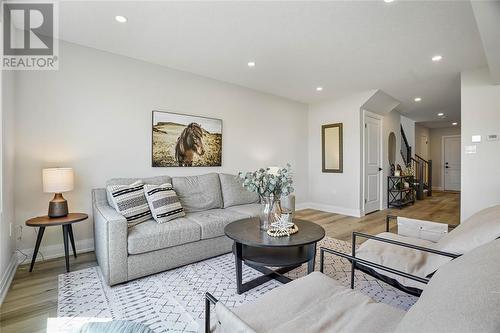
[400,125,411,167]
[413,154,433,199]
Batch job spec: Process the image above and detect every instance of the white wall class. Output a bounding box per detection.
[14,41,309,253]
[461,67,500,221]
[429,126,461,190]
[307,90,376,217]
[415,124,430,159]
[1,69,17,304]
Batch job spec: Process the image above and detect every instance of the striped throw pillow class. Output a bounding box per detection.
[107,180,152,227]
[143,183,185,223]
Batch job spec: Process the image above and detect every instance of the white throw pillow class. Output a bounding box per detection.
[424,203,500,276]
[107,180,152,227]
[143,183,185,223]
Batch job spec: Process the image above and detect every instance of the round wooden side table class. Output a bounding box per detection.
[25,213,88,273]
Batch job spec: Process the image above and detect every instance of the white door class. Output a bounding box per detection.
[443,136,461,191]
[420,135,429,159]
[364,115,382,214]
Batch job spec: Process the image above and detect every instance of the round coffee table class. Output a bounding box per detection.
[225,217,325,294]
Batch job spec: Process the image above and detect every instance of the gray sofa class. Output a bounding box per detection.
[92,173,295,285]
[211,238,500,332]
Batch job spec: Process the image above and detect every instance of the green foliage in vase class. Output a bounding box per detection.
[238,164,294,198]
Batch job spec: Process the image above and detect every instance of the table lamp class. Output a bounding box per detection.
[42,168,74,218]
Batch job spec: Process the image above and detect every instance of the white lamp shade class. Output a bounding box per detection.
[42,168,74,193]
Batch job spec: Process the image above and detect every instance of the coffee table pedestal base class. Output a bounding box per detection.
[234,242,317,294]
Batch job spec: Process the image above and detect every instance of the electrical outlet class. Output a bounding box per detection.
[17,225,23,241]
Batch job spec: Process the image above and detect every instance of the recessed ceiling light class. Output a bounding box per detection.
[452,122,458,126]
[432,55,443,62]
[115,15,127,23]
[414,97,422,102]
[437,112,444,117]
[316,86,323,92]
[247,61,256,67]
[384,0,395,3]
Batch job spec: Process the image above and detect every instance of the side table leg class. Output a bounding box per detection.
[29,227,45,272]
[235,242,243,294]
[68,224,77,258]
[307,243,317,274]
[62,225,70,272]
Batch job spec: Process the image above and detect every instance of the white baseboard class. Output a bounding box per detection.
[295,202,310,211]
[296,202,362,218]
[433,187,444,191]
[19,238,94,264]
[0,253,19,306]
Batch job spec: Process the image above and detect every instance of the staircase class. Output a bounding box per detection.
[411,154,433,199]
[401,125,432,200]
[400,125,412,166]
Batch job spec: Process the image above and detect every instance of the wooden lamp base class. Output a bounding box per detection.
[48,193,69,218]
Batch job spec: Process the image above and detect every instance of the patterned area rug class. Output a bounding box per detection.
[54,237,417,333]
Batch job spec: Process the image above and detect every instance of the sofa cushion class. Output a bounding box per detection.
[226,203,262,218]
[127,218,200,254]
[232,272,405,333]
[356,232,436,290]
[107,181,152,228]
[216,302,257,333]
[394,239,500,333]
[106,176,171,207]
[186,209,248,239]
[219,174,260,208]
[425,203,500,276]
[171,173,223,212]
[143,183,185,223]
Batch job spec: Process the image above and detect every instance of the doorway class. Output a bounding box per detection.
[443,135,461,191]
[363,111,383,214]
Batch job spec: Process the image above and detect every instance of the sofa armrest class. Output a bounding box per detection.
[92,188,128,285]
[205,292,256,333]
[215,302,256,333]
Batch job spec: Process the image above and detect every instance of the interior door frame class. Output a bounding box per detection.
[441,134,461,191]
[362,110,384,215]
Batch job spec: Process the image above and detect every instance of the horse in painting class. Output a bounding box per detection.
[175,122,205,166]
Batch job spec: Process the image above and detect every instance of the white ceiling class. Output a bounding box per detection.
[57,1,488,124]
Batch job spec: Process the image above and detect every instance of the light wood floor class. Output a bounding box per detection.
[296,191,460,242]
[0,191,459,333]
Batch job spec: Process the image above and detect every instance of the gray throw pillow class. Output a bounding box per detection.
[105,176,171,208]
[106,180,152,228]
[143,183,185,223]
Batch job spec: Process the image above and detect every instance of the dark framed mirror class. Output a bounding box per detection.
[322,123,343,173]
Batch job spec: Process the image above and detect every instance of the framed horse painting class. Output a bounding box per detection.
[152,111,223,167]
